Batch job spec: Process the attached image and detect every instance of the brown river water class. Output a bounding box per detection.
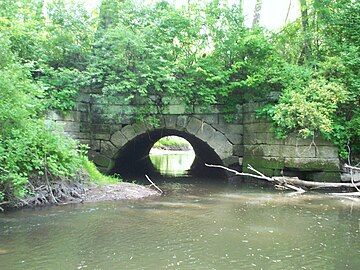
[0,152,359,269]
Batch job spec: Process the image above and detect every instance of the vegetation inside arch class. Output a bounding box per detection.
[110,129,227,179]
[149,136,195,177]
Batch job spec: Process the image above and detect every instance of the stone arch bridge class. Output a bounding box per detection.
[50,94,341,181]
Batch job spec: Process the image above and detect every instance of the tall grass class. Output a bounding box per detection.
[81,157,120,185]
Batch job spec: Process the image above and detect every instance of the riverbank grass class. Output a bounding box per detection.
[81,157,120,185]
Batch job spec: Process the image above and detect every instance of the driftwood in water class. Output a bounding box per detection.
[205,163,360,197]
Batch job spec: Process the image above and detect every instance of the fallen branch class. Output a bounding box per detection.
[344,164,360,171]
[0,201,9,212]
[145,175,163,194]
[205,163,360,196]
[205,163,304,193]
[329,192,360,197]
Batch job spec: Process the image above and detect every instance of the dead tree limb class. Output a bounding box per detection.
[145,175,163,194]
[205,163,360,196]
[344,164,360,171]
[205,163,305,193]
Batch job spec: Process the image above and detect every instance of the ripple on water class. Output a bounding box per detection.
[1,181,360,269]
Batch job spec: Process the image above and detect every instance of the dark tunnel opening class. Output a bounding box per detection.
[109,128,227,180]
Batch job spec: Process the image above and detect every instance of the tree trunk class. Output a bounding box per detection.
[252,0,262,28]
[299,0,311,63]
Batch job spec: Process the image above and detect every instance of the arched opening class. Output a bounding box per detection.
[109,128,227,179]
[149,136,195,176]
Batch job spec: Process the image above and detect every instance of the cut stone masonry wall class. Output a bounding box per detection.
[48,91,341,181]
[242,103,340,181]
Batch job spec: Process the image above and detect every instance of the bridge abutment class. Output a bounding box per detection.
[48,93,341,181]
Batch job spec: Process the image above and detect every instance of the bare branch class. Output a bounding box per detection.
[205,163,273,181]
[145,175,163,194]
[206,163,360,197]
[344,164,360,171]
[247,164,273,181]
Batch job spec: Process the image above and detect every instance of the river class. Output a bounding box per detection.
[0,151,359,269]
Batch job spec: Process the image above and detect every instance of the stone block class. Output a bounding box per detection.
[193,114,219,125]
[212,124,244,135]
[47,111,62,121]
[186,117,202,135]
[110,124,122,133]
[91,114,116,124]
[100,140,117,158]
[217,147,233,160]
[242,156,285,170]
[282,145,316,158]
[218,114,243,125]
[242,102,262,113]
[75,103,89,112]
[90,124,110,134]
[92,105,135,115]
[90,140,101,151]
[162,97,182,105]
[244,144,282,157]
[243,122,272,134]
[194,104,221,114]
[164,115,178,129]
[223,156,239,166]
[244,132,284,145]
[93,133,111,140]
[207,132,233,159]
[309,171,341,182]
[66,132,90,140]
[316,146,338,159]
[265,133,285,145]
[111,131,128,148]
[242,166,277,177]
[78,139,90,146]
[225,133,242,145]
[196,123,216,142]
[233,144,244,156]
[81,140,100,151]
[243,132,267,145]
[284,158,340,171]
[243,112,262,124]
[176,115,188,130]
[91,153,112,168]
[163,104,187,114]
[61,121,80,132]
[285,134,334,146]
[132,122,149,134]
[121,124,137,140]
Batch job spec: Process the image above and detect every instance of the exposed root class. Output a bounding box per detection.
[12,171,88,208]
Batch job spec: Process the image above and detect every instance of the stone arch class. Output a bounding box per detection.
[95,116,235,178]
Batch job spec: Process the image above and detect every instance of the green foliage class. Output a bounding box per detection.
[1,0,359,203]
[0,33,84,202]
[89,0,283,124]
[81,157,120,185]
[259,78,347,138]
[153,136,191,150]
[0,0,96,111]
[264,0,360,159]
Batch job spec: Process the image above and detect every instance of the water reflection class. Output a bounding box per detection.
[149,151,195,176]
